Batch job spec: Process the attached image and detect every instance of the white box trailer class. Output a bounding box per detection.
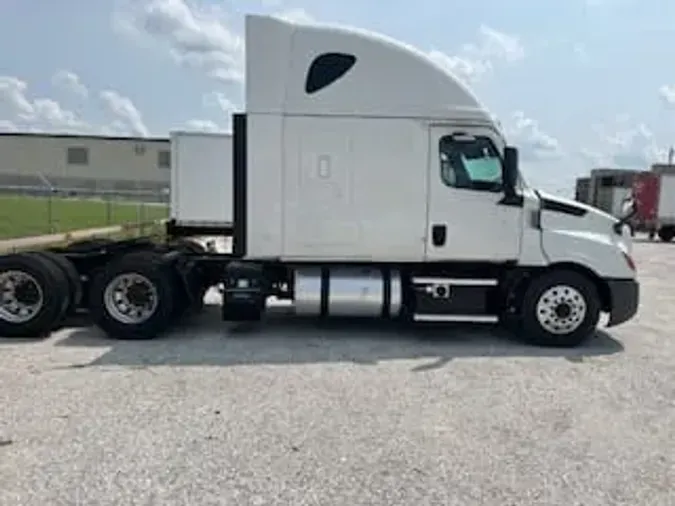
[656,174,675,229]
[584,169,637,219]
[0,14,639,348]
[169,131,233,232]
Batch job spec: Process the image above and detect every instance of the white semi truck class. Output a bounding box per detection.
[0,14,639,347]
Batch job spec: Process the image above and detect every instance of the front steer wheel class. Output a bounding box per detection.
[518,269,601,348]
[88,251,177,340]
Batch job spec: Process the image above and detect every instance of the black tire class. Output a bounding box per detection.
[658,226,675,242]
[0,252,70,337]
[519,270,601,348]
[32,251,82,313]
[88,250,177,340]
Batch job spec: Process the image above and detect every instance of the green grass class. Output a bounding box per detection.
[0,195,169,239]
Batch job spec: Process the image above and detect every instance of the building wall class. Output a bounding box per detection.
[0,133,171,186]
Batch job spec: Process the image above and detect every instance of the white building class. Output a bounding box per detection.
[0,132,171,193]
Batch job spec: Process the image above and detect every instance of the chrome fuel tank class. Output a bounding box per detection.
[293,266,402,318]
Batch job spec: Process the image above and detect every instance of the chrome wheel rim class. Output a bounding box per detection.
[103,273,158,325]
[535,284,587,335]
[0,270,44,324]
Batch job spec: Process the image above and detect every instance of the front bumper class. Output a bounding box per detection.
[605,278,639,327]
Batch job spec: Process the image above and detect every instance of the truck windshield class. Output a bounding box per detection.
[461,155,501,183]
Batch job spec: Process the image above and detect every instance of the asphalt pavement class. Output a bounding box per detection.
[0,238,673,505]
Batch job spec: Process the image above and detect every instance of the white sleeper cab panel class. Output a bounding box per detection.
[278,116,428,261]
[245,114,285,258]
[245,15,294,115]
[170,132,233,226]
[244,14,490,122]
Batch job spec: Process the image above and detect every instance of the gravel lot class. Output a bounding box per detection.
[1,240,674,506]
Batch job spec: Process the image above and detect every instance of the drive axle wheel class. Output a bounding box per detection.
[519,270,601,348]
[0,252,70,337]
[35,251,82,314]
[89,251,177,340]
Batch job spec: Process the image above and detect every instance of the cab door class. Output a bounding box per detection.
[425,126,523,262]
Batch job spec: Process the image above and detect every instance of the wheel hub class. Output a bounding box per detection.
[535,285,587,335]
[14,280,41,306]
[0,270,44,324]
[103,273,158,325]
[126,282,152,307]
[554,303,572,319]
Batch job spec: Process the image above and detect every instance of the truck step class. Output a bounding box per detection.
[410,276,499,321]
[411,277,497,287]
[412,314,498,323]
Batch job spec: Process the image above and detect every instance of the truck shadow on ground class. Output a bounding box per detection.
[51,304,625,370]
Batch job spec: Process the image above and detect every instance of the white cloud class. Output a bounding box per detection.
[115,0,245,84]
[51,70,88,98]
[203,91,235,113]
[184,119,222,132]
[0,76,35,116]
[116,1,522,90]
[506,111,561,160]
[582,115,667,168]
[99,90,149,136]
[429,25,524,84]
[427,51,492,85]
[658,84,675,105]
[477,26,525,63]
[0,120,16,132]
[0,76,91,133]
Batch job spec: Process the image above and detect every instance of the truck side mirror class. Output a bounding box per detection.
[503,146,519,196]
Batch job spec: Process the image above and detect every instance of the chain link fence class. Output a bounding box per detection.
[0,181,170,240]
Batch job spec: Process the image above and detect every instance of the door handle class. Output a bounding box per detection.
[431,224,446,246]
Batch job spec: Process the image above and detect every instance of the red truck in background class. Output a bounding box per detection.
[632,169,675,241]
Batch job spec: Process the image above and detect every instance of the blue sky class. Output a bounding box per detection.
[1,0,675,194]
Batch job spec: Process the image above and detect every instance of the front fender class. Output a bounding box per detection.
[541,229,634,279]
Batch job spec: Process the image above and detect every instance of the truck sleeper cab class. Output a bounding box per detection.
[0,14,639,347]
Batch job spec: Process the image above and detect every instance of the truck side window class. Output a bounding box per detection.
[439,135,503,192]
[305,52,357,94]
